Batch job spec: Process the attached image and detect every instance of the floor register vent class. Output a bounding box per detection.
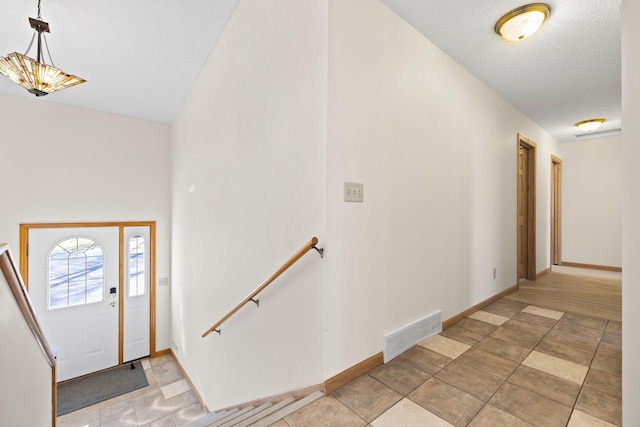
[383,310,442,363]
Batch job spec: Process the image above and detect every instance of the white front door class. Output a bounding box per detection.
[29,227,120,382]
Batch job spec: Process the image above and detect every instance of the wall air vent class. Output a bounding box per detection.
[574,128,622,141]
[383,310,442,363]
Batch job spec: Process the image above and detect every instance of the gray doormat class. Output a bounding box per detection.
[57,361,148,416]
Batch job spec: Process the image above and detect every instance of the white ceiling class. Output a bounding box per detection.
[0,0,621,143]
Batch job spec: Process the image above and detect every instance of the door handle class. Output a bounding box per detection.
[110,302,116,307]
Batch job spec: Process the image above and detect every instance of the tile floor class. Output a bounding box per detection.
[278,298,621,427]
[58,298,622,427]
[57,354,206,426]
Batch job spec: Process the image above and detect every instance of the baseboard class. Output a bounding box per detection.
[168,350,209,413]
[153,348,171,357]
[324,352,384,395]
[217,383,325,412]
[536,268,551,279]
[442,284,519,330]
[560,262,622,272]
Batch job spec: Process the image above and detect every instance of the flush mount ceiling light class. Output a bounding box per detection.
[575,118,606,132]
[495,3,551,41]
[0,0,85,97]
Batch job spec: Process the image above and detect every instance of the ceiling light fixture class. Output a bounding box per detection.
[575,118,606,132]
[495,3,551,41]
[0,0,85,97]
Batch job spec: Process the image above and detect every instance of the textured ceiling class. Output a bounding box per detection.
[0,0,621,142]
[380,0,622,142]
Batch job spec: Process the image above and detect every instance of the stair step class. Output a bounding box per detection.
[207,405,255,427]
[231,397,295,427]
[217,402,273,427]
[184,408,239,427]
[249,391,324,427]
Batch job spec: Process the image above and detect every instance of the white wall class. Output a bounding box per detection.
[0,247,53,426]
[622,0,640,423]
[560,136,622,267]
[170,0,327,409]
[325,0,560,377]
[0,93,172,351]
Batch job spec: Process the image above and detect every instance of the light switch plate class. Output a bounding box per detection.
[344,182,364,202]
[159,277,170,287]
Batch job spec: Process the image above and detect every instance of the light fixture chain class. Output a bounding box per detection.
[37,0,42,19]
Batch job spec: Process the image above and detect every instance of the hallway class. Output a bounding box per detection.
[57,266,622,426]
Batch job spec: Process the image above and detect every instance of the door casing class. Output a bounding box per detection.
[551,155,563,266]
[20,221,158,365]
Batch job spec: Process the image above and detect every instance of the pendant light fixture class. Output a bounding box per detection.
[495,4,551,41]
[0,0,85,97]
[575,118,606,132]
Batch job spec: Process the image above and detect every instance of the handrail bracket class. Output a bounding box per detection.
[313,246,324,258]
[251,298,260,307]
[214,329,221,335]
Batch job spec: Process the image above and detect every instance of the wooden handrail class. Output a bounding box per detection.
[203,237,322,337]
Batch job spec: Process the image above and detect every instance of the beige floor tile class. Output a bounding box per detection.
[371,398,453,427]
[141,414,177,426]
[142,358,152,370]
[408,378,484,426]
[171,402,205,426]
[396,346,452,375]
[102,411,139,426]
[575,387,622,426]
[419,334,471,359]
[567,410,618,427]
[284,396,367,427]
[456,348,519,379]
[332,375,402,422]
[57,408,101,427]
[368,359,430,395]
[508,365,581,406]
[269,421,290,427]
[468,404,534,427]
[521,305,564,320]
[434,360,504,401]
[468,310,510,326]
[522,351,588,385]
[161,379,191,400]
[489,382,572,427]
[502,318,552,337]
[100,396,135,423]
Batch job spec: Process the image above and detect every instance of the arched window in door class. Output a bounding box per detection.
[48,237,105,309]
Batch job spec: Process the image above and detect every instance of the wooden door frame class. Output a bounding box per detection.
[19,221,158,362]
[518,134,537,281]
[551,155,563,266]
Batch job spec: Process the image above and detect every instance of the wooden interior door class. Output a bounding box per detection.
[551,156,562,265]
[518,146,528,279]
[517,135,537,281]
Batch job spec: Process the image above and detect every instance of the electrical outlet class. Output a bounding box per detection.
[159,277,170,287]
[344,182,364,202]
